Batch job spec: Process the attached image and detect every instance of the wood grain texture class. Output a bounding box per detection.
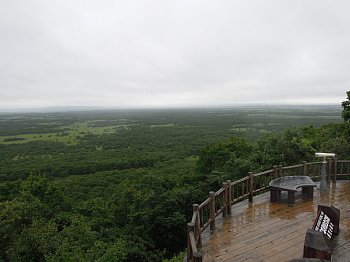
[201,181,350,262]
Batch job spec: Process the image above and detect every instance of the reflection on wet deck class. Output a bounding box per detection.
[201,181,350,262]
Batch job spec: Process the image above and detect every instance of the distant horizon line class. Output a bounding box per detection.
[0,103,342,113]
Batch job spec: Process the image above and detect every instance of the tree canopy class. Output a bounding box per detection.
[342,91,350,121]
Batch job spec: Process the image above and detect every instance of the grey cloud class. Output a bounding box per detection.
[1,0,350,109]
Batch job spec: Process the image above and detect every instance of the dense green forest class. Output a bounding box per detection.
[0,104,349,261]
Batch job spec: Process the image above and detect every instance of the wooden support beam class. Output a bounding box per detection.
[226,180,232,214]
[333,158,337,183]
[327,159,332,182]
[192,204,201,247]
[273,165,278,179]
[248,172,254,203]
[278,165,283,177]
[222,182,228,217]
[209,191,216,230]
[303,161,307,176]
[187,223,194,261]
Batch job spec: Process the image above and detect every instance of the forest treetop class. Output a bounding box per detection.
[342,90,350,122]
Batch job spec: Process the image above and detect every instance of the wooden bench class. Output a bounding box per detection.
[269,176,316,204]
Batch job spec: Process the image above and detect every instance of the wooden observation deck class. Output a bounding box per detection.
[201,181,350,261]
[186,160,350,262]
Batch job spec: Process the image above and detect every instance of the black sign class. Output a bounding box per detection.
[312,205,340,240]
[314,211,334,239]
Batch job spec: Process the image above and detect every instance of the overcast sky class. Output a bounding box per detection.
[1,1,349,109]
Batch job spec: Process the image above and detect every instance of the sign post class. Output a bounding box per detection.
[303,205,340,261]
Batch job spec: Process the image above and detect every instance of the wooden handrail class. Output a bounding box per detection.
[214,187,225,196]
[252,169,274,177]
[282,164,303,170]
[231,176,250,185]
[186,159,350,262]
[306,161,323,165]
[198,198,210,210]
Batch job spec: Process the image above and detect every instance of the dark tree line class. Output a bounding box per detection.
[342,91,350,122]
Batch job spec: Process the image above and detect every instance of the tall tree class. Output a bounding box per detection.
[341,91,350,121]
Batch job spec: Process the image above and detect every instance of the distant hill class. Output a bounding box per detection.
[0,104,341,113]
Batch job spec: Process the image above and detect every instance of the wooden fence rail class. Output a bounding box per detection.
[186,158,350,262]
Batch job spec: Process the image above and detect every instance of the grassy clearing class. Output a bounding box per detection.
[0,121,120,145]
[150,123,176,128]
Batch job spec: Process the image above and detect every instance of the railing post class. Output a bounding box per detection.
[187,222,194,261]
[231,182,235,205]
[327,159,332,182]
[273,165,278,179]
[226,180,232,214]
[303,161,307,176]
[278,165,283,177]
[333,158,338,182]
[193,204,201,247]
[222,182,228,217]
[187,221,202,262]
[248,172,254,203]
[209,191,216,230]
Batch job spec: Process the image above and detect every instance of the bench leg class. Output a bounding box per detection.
[288,191,295,204]
[270,190,278,202]
[302,187,314,199]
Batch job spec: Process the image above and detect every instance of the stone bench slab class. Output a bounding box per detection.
[269,176,316,204]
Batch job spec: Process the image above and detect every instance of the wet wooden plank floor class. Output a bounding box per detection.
[201,181,350,262]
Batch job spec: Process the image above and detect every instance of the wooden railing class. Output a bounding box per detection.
[186,158,350,262]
